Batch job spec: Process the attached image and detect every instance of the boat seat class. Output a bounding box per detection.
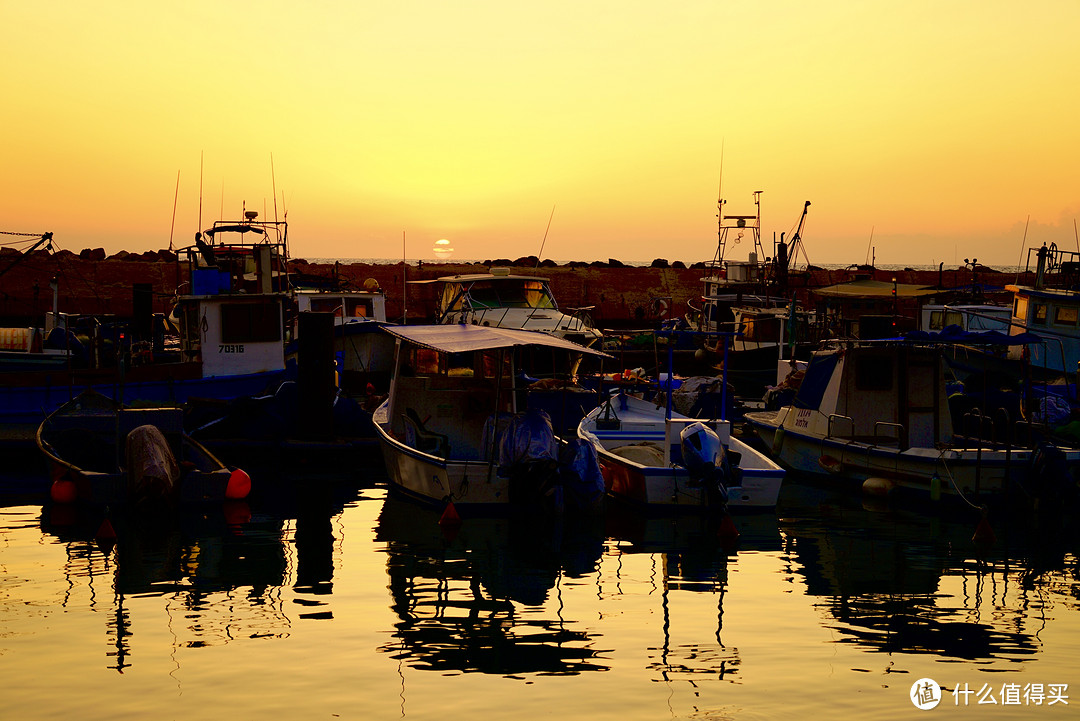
[402,409,450,458]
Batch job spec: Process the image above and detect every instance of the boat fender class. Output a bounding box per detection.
[225,468,252,500]
[818,454,843,474]
[50,477,78,504]
[930,473,942,502]
[861,477,895,497]
[771,425,786,456]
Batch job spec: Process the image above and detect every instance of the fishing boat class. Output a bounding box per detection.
[1005,242,1080,377]
[578,390,785,511]
[411,268,602,349]
[37,389,250,507]
[743,337,1080,506]
[372,324,611,515]
[289,280,396,394]
[1,212,293,443]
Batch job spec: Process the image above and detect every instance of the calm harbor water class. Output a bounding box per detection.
[1,454,1077,720]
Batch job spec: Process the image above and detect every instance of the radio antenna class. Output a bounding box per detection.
[271,153,279,224]
[536,204,555,267]
[197,151,204,235]
[168,169,180,251]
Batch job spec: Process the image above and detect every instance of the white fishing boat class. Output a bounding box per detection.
[578,391,785,511]
[412,269,602,348]
[372,324,610,514]
[1,215,292,440]
[743,339,1080,505]
[289,280,396,393]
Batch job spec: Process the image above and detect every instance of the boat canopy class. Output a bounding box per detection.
[381,324,611,357]
[813,278,939,298]
[904,324,1043,345]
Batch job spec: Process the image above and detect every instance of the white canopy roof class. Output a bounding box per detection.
[381,324,610,357]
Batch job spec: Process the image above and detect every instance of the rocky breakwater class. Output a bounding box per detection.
[0,245,1033,327]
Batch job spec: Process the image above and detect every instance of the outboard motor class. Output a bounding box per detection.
[498,408,564,512]
[679,421,730,508]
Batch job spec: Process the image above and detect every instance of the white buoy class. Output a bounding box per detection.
[862,477,896,497]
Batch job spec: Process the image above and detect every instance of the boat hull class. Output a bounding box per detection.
[579,394,785,511]
[745,411,1079,501]
[2,367,287,439]
[374,417,511,512]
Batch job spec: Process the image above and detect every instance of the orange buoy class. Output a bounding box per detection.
[225,468,252,500]
[50,478,78,505]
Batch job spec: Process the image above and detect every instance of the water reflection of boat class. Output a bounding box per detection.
[39,501,290,672]
[775,477,1075,661]
[375,493,608,674]
[34,473,366,672]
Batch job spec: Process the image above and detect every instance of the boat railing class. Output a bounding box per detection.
[959,407,1017,450]
[873,422,906,449]
[827,414,855,440]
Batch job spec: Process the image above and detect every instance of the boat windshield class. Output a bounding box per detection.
[461,280,556,310]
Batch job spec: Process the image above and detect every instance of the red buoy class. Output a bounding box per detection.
[440,500,461,526]
[96,518,117,540]
[972,511,996,548]
[225,468,252,500]
[50,478,78,505]
[718,512,740,550]
[95,518,117,555]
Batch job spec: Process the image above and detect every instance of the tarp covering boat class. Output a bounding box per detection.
[813,278,939,298]
[380,324,611,357]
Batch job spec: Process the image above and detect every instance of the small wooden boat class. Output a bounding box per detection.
[578,391,785,511]
[37,389,250,507]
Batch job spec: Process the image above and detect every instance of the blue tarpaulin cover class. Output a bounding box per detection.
[793,352,842,411]
[904,324,1042,345]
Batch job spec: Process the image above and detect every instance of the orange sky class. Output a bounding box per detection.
[3,1,1078,266]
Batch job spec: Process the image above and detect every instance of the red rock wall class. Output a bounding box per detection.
[0,248,1035,328]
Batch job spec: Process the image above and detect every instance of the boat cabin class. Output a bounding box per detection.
[790,344,953,449]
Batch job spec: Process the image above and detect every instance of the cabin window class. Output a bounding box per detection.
[406,346,442,375]
[346,299,372,318]
[309,298,343,315]
[480,350,512,379]
[522,281,555,309]
[1055,306,1078,326]
[743,317,780,342]
[1033,303,1048,326]
[441,284,464,313]
[855,355,893,391]
[927,310,961,330]
[1013,297,1027,321]
[220,301,282,343]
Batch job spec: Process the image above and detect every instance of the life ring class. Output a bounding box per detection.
[652,298,669,317]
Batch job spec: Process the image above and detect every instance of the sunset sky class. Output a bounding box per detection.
[3,1,1078,267]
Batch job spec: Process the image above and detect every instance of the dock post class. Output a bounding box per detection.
[298,311,337,438]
